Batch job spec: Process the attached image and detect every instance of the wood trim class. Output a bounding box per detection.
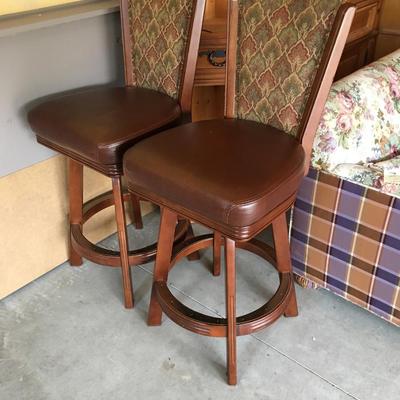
[224,236,237,385]
[121,0,206,107]
[119,0,134,86]
[0,0,118,37]
[179,0,207,115]
[111,176,134,308]
[298,5,356,174]
[224,0,238,119]
[380,28,400,36]
[347,0,380,43]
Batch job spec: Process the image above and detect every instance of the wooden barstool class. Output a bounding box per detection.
[123,1,355,384]
[27,0,206,309]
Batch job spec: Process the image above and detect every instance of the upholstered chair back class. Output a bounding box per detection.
[122,0,196,100]
[235,0,343,136]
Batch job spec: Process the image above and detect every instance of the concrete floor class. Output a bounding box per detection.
[1,212,399,400]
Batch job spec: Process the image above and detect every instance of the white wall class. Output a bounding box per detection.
[0,11,140,299]
[0,11,124,177]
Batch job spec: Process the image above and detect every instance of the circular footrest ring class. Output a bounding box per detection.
[156,234,294,337]
[71,190,189,267]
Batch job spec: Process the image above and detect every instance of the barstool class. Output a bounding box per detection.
[123,1,355,384]
[27,0,206,308]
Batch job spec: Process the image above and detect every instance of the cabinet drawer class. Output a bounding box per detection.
[195,17,227,86]
[347,1,380,43]
[195,51,226,86]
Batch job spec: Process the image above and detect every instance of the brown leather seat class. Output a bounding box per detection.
[124,119,306,240]
[25,0,206,310]
[28,86,181,174]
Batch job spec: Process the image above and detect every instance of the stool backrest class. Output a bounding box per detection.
[225,0,355,173]
[120,0,205,113]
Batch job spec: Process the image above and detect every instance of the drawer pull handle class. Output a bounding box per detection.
[199,50,226,68]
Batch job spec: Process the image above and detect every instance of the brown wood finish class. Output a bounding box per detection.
[129,194,143,230]
[154,234,292,337]
[224,0,238,119]
[298,4,356,173]
[68,159,83,266]
[194,0,378,90]
[120,0,134,86]
[70,192,189,267]
[192,0,227,120]
[347,0,380,43]
[375,0,400,59]
[112,176,134,309]
[179,0,207,115]
[272,213,298,318]
[336,0,383,79]
[148,207,178,326]
[194,17,227,86]
[224,237,237,385]
[121,0,207,105]
[213,231,222,276]
[183,222,201,261]
[191,0,381,123]
[191,85,225,121]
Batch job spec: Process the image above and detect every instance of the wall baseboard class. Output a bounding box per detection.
[379,28,400,36]
[375,31,400,59]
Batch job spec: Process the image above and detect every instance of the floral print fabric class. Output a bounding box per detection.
[312,49,400,174]
[236,0,341,136]
[332,160,400,197]
[128,0,193,99]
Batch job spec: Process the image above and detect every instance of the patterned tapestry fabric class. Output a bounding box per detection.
[128,0,193,99]
[236,0,342,136]
[291,168,400,326]
[312,49,400,173]
[332,161,400,198]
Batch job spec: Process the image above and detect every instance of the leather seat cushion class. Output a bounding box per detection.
[28,86,181,168]
[123,119,305,235]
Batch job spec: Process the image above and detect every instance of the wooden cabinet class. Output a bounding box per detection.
[375,0,400,59]
[336,0,383,79]
[195,17,226,86]
[192,0,227,120]
[192,0,383,120]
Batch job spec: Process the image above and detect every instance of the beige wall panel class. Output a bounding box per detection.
[376,33,400,59]
[380,0,400,30]
[0,155,154,299]
[375,0,400,59]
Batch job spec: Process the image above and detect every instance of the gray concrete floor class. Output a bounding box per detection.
[1,211,399,400]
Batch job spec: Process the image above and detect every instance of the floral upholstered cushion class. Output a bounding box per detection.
[236,0,341,136]
[377,156,400,184]
[128,0,193,99]
[312,49,400,172]
[332,161,400,197]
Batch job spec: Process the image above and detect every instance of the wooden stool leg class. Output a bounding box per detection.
[112,177,134,309]
[213,231,222,276]
[185,221,201,261]
[284,283,299,318]
[130,193,143,230]
[225,237,237,385]
[68,159,83,267]
[272,213,299,318]
[148,207,177,326]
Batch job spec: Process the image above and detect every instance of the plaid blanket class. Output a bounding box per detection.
[291,168,400,326]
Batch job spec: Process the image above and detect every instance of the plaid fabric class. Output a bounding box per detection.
[291,168,400,326]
